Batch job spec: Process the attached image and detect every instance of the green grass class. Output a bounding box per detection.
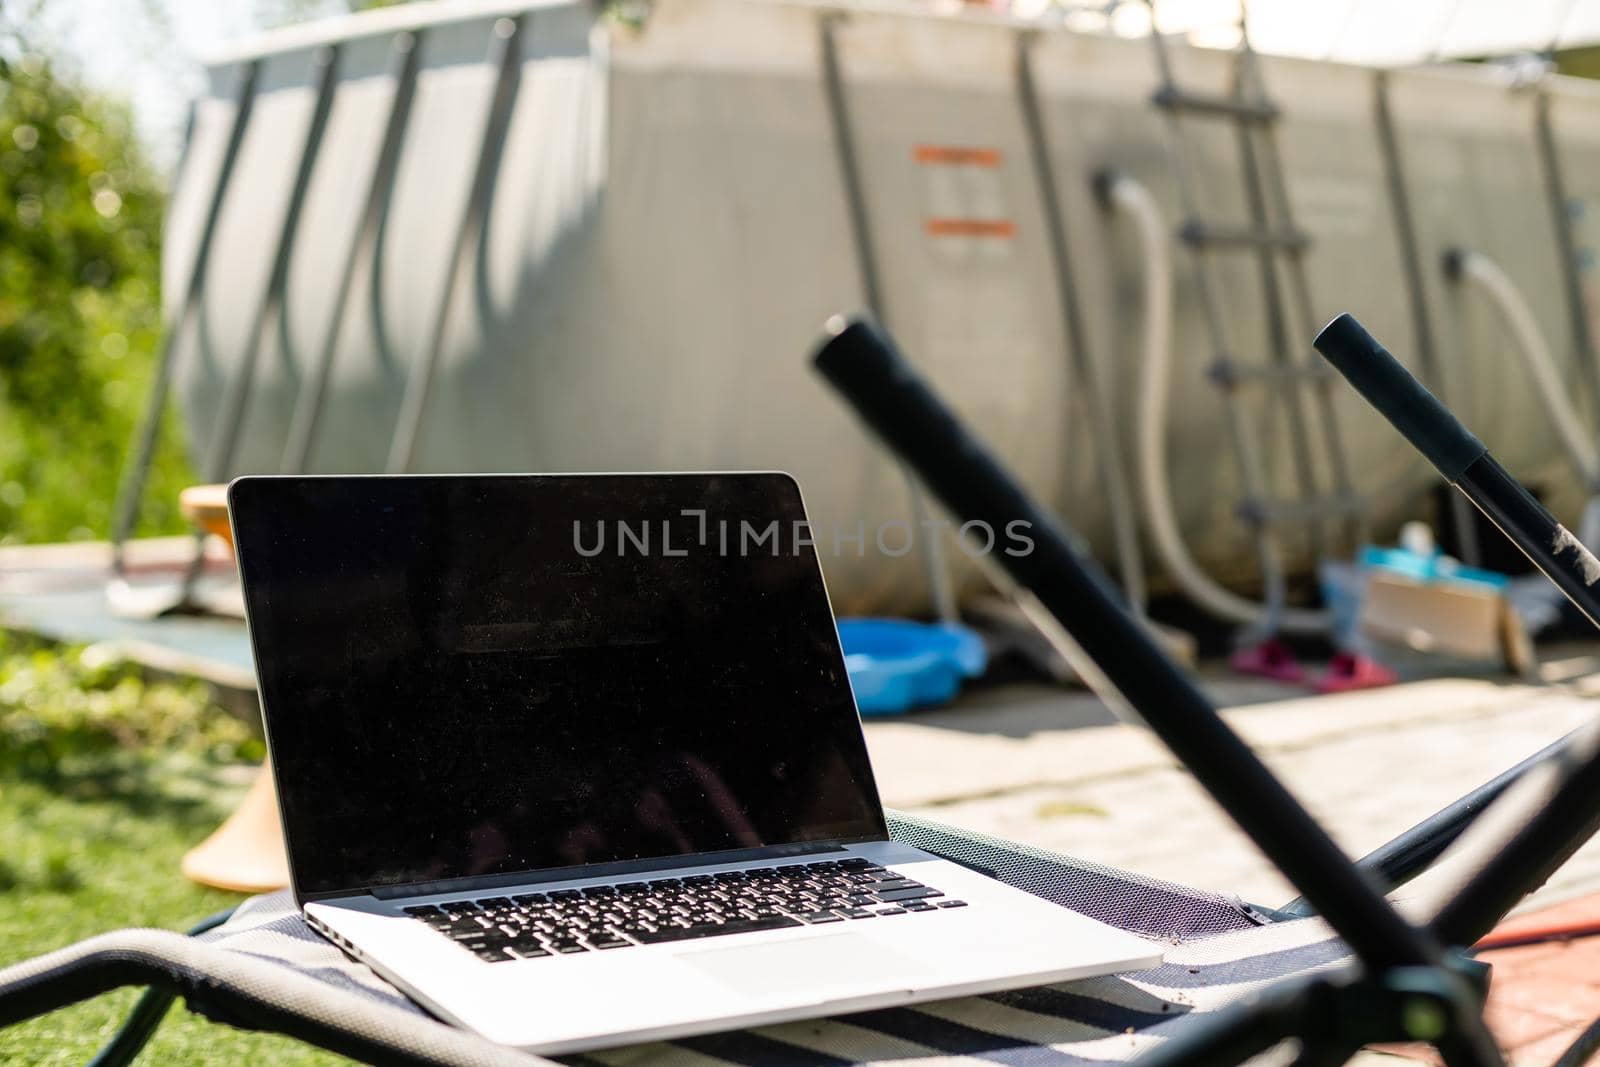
[0,759,352,1065]
[0,637,348,1064]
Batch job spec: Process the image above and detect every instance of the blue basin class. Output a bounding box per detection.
[836,618,988,717]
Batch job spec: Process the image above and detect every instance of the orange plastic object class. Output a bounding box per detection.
[179,483,233,548]
[170,485,291,891]
[181,760,291,893]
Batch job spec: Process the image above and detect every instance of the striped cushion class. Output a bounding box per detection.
[190,813,1351,1065]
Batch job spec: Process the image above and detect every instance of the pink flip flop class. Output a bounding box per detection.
[1313,651,1398,694]
[1229,637,1307,684]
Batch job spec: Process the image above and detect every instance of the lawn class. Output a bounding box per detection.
[0,638,348,1065]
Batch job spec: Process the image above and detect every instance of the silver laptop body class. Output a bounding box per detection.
[230,472,1162,1054]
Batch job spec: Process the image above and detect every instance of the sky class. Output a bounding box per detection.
[13,0,350,170]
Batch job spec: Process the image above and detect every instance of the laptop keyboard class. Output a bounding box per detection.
[401,857,966,963]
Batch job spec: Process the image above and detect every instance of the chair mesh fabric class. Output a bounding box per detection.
[886,811,1266,940]
[0,810,1349,1066]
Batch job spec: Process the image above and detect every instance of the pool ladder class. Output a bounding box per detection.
[1140,1,1362,639]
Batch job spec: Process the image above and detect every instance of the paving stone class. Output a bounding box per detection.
[863,649,1600,1057]
[1507,1028,1585,1066]
[1488,973,1600,1025]
[1482,998,1570,1050]
[866,659,1600,909]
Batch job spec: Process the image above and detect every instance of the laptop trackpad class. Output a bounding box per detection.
[678,934,924,1000]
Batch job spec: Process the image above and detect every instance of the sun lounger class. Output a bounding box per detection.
[0,812,1346,1066]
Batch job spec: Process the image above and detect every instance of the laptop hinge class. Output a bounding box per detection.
[364,840,859,901]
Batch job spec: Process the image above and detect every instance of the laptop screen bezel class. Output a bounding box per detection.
[228,472,891,904]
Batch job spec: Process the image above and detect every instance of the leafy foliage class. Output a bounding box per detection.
[0,43,193,544]
[0,633,263,781]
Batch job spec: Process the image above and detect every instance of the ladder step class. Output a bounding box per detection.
[1153,87,1277,124]
[1208,360,1335,388]
[1239,495,1366,526]
[1179,221,1310,252]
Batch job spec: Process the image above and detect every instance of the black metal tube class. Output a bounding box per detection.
[386,16,523,474]
[1016,35,1147,613]
[1534,91,1600,427]
[1455,452,1600,630]
[819,13,957,622]
[1433,736,1600,946]
[281,31,422,473]
[1278,731,1581,917]
[85,987,178,1067]
[1123,976,1313,1067]
[1315,313,1600,630]
[1373,72,1481,566]
[108,60,259,568]
[202,44,339,483]
[86,907,237,1067]
[1315,312,1600,945]
[1552,1011,1600,1067]
[813,316,1443,973]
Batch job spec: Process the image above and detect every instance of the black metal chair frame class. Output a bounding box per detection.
[814,317,1600,1067]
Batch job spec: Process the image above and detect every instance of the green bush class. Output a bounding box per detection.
[0,633,262,780]
[0,45,193,545]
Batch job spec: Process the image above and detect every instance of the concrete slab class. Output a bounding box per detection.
[865,656,1600,911]
[0,538,254,693]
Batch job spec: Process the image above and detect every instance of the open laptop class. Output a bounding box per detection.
[228,472,1162,1054]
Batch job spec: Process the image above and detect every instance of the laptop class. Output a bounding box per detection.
[228,472,1162,1054]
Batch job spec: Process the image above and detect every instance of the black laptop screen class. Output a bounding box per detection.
[230,474,887,899]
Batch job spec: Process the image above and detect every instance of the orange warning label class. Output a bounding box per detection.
[916,144,1013,241]
[923,218,1016,238]
[914,144,1002,167]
